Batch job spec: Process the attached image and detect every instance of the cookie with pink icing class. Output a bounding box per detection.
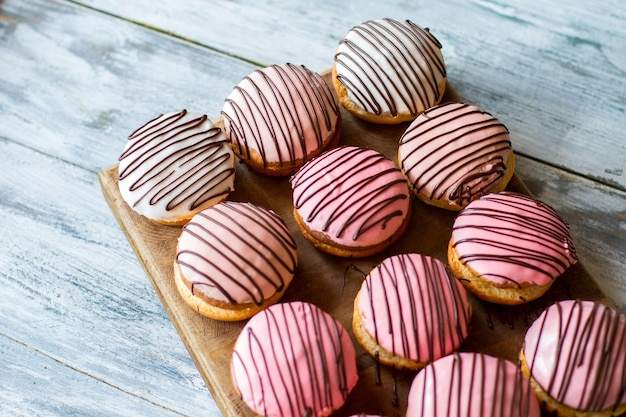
[353,253,472,370]
[448,191,577,305]
[118,109,236,225]
[174,201,297,321]
[333,18,447,124]
[407,352,541,417]
[398,102,515,210]
[290,145,411,258]
[231,301,359,417]
[221,63,341,177]
[520,300,626,417]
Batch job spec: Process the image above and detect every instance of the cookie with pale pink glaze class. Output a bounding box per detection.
[221,63,341,177]
[520,300,626,417]
[174,201,297,321]
[407,352,541,417]
[398,102,515,210]
[118,109,236,226]
[333,18,447,124]
[290,145,411,258]
[231,301,359,417]
[353,253,472,370]
[448,192,577,305]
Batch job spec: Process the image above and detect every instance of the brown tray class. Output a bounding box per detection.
[99,70,611,417]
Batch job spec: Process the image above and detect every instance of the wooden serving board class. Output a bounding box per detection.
[99,70,611,417]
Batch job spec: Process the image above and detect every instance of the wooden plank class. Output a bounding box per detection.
[0,0,256,173]
[0,335,192,417]
[0,139,220,416]
[78,0,626,189]
[100,73,613,417]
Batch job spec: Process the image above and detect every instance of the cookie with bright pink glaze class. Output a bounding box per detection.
[448,192,577,305]
[221,63,341,177]
[353,253,472,370]
[290,145,411,258]
[231,301,359,417]
[398,102,515,211]
[520,300,626,417]
[407,352,541,417]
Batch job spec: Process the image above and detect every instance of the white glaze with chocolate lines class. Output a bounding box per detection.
[175,201,297,306]
[399,102,511,208]
[334,18,446,118]
[523,300,626,413]
[407,352,541,416]
[221,63,340,173]
[118,109,235,224]
[451,192,577,287]
[231,301,358,417]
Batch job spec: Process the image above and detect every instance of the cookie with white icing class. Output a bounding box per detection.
[333,18,447,124]
[118,109,235,225]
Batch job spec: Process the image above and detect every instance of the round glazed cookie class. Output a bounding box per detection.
[333,18,446,124]
[407,352,541,417]
[353,253,472,370]
[520,300,626,417]
[118,109,236,225]
[231,301,359,417]
[290,145,411,258]
[448,192,577,305]
[398,102,515,210]
[174,201,297,321]
[221,63,341,177]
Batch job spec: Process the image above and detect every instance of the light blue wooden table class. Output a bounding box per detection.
[1,0,624,415]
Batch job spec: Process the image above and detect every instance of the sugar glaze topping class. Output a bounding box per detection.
[176,201,297,306]
[399,102,511,207]
[290,145,410,248]
[524,299,626,412]
[334,18,446,118]
[357,253,471,364]
[118,109,235,223]
[222,63,340,173]
[451,192,577,287]
[407,352,541,416]
[231,301,358,417]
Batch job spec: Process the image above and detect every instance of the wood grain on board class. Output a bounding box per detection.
[100,72,611,417]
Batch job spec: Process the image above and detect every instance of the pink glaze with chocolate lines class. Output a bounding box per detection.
[231,301,358,417]
[523,300,626,413]
[407,352,541,416]
[451,192,577,287]
[357,253,471,365]
[290,145,410,249]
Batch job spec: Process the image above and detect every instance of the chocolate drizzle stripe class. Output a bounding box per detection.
[525,300,626,412]
[452,193,577,286]
[400,103,511,206]
[222,63,339,169]
[175,202,296,306]
[334,18,445,117]
[364,254,470,362]
[119,110,234,211]
[232,302,353,416]
[291,146,408,241]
